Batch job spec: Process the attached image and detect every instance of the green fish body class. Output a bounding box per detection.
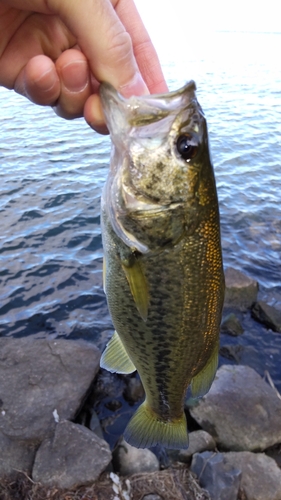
[99,82,225,449]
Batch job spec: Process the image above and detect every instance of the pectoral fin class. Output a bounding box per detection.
[121,255,148,322]
[191,341,219,399]
[100,331,136,374]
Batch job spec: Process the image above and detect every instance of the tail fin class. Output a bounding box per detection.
[124,401,188,449]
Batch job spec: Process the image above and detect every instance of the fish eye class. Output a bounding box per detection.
[176,134,198,161]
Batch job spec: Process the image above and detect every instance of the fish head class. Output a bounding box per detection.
[100,82,213,253]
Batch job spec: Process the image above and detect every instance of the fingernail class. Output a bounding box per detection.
[60,61,89,93]
[33,68,58,93]
[119,72,149,98]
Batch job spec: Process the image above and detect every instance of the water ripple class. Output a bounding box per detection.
[0,31,280,342]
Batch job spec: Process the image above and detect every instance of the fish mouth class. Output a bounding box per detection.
[99,80,200,133]
[99,80,197,106]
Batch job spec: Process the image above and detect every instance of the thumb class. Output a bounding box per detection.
[47,0,149,97]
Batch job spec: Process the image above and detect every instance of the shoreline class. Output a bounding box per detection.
[1,267,281,499]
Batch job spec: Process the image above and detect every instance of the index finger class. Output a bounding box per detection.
[47,0,167,96]
[113,0,168,94]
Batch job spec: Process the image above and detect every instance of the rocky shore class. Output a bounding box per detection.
[1,267,281,500]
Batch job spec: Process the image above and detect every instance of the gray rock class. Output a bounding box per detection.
[192,451,281,500]
[176,431,216,463]
[190,431,217,453]
[123,376,145,404]
[252,300,281,332]
[225,451,281,500]
[219,344,262,372]
[0,432,37,477]
[219,344,244,362]
[224,267,258,309]
[113,438,159,475]
[0,337,100,441]
[89,410,104,440]
[191,451,241,500]
[32,420,111,488]
[221,313,244,336]
[265,443,281,468]
[190,365,281,451]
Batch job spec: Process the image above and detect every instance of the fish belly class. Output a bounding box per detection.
[101,205,224,449]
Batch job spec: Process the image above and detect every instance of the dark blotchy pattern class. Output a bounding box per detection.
[102,195,224,422]
[101,82,224,425]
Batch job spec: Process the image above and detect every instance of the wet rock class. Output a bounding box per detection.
[93,369,125,400]
[191,451,241,500]
[252,300,281,332]
[224,451,281,500]
[105,399,122,411]
[0,337,100,441]
[219,344,244,362]
[224,267,258,309]
[221,313,244,336]
[123,376,145,404]
[32,420,111,488]
[190,365,281,451]
[219,344,262,372]
[170,430,216,464]
[89,410,104,440]
[0,432,38,478]
[113,438,160,475]
[265,443,281,468]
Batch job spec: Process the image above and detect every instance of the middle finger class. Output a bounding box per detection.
[54,48,92,119]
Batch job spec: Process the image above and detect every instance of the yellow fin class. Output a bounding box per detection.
[103,257,106,294]
[191,341,219,399]
[100,331,136,374]
[124,401,188,449]
[121,256,148,321]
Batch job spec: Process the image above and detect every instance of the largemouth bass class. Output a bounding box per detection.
[99,81,224,449]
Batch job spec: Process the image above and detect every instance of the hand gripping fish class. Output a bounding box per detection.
[99,81,225,449]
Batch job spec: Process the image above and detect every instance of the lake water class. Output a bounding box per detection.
[0,31,280,348]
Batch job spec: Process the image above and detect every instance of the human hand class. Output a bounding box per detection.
[0,0,168,133]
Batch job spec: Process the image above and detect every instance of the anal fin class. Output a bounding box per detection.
[191,341,219,399]
[100,331,136,374]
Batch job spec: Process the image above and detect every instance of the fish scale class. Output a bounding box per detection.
[99,81,225,449]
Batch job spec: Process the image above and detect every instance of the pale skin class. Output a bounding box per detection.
[0,0,168,134]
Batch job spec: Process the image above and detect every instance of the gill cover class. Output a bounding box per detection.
[99,82,205,254]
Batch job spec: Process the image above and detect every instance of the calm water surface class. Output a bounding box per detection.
[0,32,280,360]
